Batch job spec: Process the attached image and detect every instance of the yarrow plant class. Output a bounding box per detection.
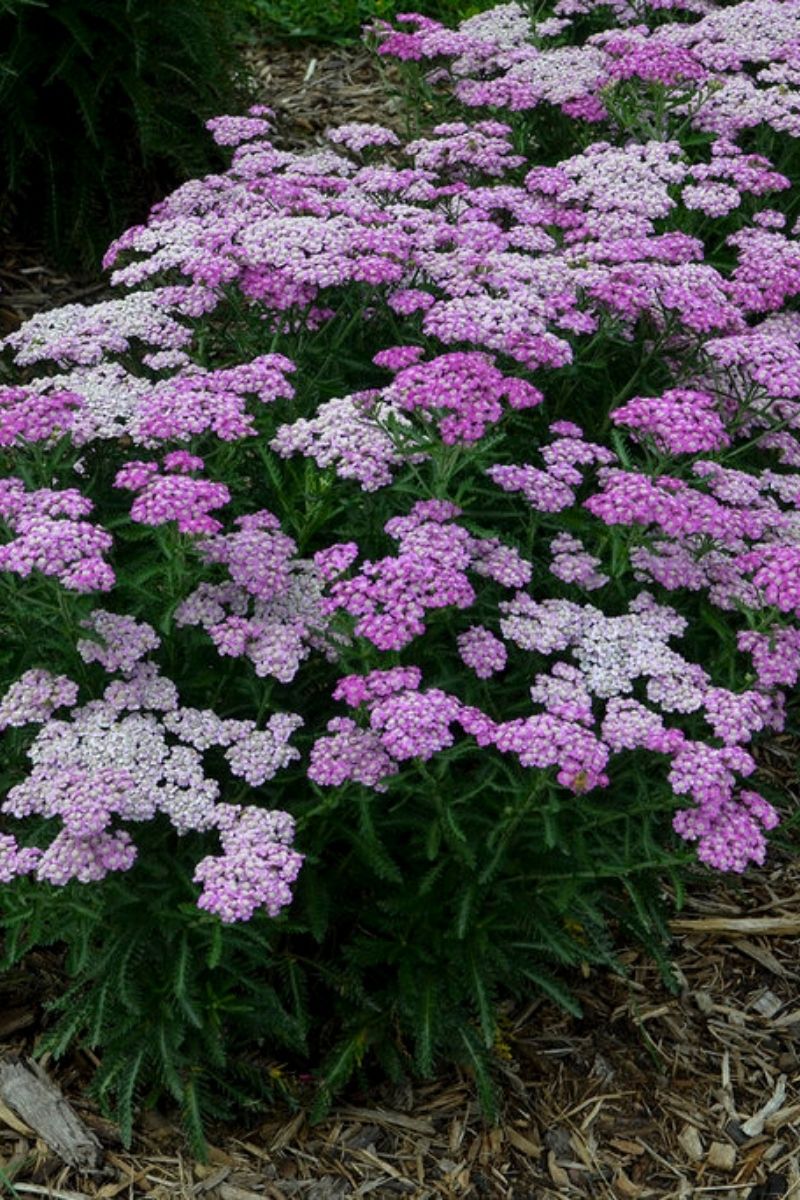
[2,0,800,1147]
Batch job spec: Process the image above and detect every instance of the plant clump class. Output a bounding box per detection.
[2,0,800,1150]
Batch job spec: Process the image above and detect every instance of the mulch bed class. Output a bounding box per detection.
[3,844,800,1199]
[2,32,800,1200]
[241,38,405,150]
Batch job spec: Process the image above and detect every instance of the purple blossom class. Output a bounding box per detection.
[334,667,423,708]
[0,291,194,369]
[206,110,274,147]
[702,687,775,744]
[737,545,800,614]
[308,716,399,791]
[493,713,610,793]
[103,663,179,713]
[487,462,576,513]
[585,469,772,544]
[0,670,79,730]
[326,122,401,152]
[325,522,474,651]
[549,533,609,590]
[36,829,138,885]
[326,503,528,651]
[193,805,303,923]
[0,479,114,592]
[668,741,756,807]
[0,833,42,883]
[601,698,684,754]
[78,610,161,675]
[385,291,435,316]
[135,355,295,445]
[197,512,296,601]
[312,668,492,786]
[313,542,359,581]
[405,120,526,177]
[368,687,463,761]
[457,625,507,678]
[381,351,543,445]
[530,663,594,725]
[0,386,81,447]
[612,389,730,455]
[271,392,420,491]
[223,714,304,787]
[673,790,778,873]
[2,636,303,914]
[114,455,231,535]
[373,345,427,370]
[737,626,800,688]
[176,558,339,683]
[604,35,708,86]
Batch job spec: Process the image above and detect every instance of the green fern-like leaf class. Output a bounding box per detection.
[0,0,252,266]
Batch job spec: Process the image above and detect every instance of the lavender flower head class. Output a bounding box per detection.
[0,624,304,918]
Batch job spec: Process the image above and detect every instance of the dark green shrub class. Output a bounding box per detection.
[0,0,252,268]
[244,0,497,44]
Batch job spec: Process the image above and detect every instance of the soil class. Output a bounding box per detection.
[2,34,800,1200]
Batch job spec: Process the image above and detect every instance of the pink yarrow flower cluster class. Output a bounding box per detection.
[0,670,79,730]
[176,512,343,683]
[0,478,114,592]
[324,500,531,650]
[194,805,303,923]
[114,452,231,534]
[309,667,495,791]
[135,354,296,445]
[0,386,82,447]
[270,391,422,491]
[0,619,303,915]
[612,389,731,455]
[380,351,543,445]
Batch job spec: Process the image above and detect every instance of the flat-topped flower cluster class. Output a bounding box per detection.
[2,0,800,923]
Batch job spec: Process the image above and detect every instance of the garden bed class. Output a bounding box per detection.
[3,2,800,1197]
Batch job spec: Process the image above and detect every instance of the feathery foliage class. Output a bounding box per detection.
[0,0,251,268]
